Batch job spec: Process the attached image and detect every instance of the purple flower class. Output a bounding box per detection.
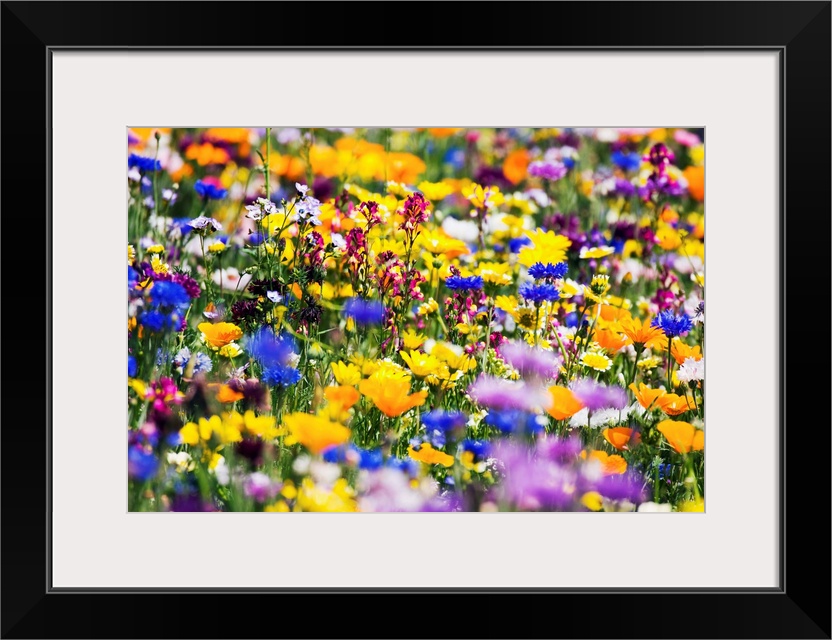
[194,180,227,200]
[570,378,627,411]
[500,341,561,379]
[468,375,553,412]
[528,160,568,181]
[589,472,648,504]
[491,441,577,511]
[243,472,281,503]
[537,434,583,461]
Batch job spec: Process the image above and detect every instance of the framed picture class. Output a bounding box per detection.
[2,1,829,638]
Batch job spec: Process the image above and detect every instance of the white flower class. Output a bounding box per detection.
[277,128,301,144]
[212,267,252,292]
[213,456,230,486]
[128,167,142,182]
[637,501,673,513]
[677,357,704,383]
[441,216,479,243]
[330,233,346,251]
[266,291,282,304]
[295,182,309,196]
[569,406,631,429]
[189,215,222,232]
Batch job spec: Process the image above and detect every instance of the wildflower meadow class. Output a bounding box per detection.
[127,127,705,513]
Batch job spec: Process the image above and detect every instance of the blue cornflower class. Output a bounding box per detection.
[386,457,419,477]
[445,275,484,291]
[484,410,545,434]
[461,439,490,459]
[357,448,383,471]
[194,180,228,200]
[508,236,533,253]
[422,410,467,434]
[528,261,568,281]
[564,312,579,328]
[139,310,170,332]
[128,355,137,378]
[519,282,559,304]
[651,310,693,337]
[343,297,386,326]
[128,446,159,481]
[443,147,465,170]
[128,153,161,172]
[148,281,190,310]
[261,364,301,387]
[245,327,297,368]
[128,266,138,289]
[247,232,266,246]
[611,150,642,172]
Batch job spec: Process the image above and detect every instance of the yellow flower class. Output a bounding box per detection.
[180,414,243,447]
[584,274,611,304]
[408,443,454,467]
[417,298,439,316]
[579,246,615,259]
[330,361,362,386]
[677,497,705,512]
[150,254,169,274]
[463,182,505,210]
[581,351,612,371]
[218,343,243,358]
[431,342,476,372]
[556,278,582,299]
[637,356,662,371]
[358,375,427,418]
[581,491,604,511]
[418,228,470,259]
[198,322,243,350]
[417,180,455,201]
[283,412,351,454]
[207,241,226,253]
[518,229,571,267]
[224,410,284,440]
[264,501,290,513]
[146,244,165,254]
[296,478,357,512]
[401,329,426,350]
[128,244,136,265]
[475,261,513,286]
[400,350,444,378]
[494,295,520,320]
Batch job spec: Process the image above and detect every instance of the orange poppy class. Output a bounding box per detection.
[602,427,641,451]
[426,128,464,138]
[546,386,584,420]
[591,328,631,353]
[283,412,351,454]
[656,393,696,416]
[588,450,627,475]
[323,385,360,410]
[629,383,666,410]
[408,442,454,467]
[502,149,530,185]
[598,304,632,323]
[656,419,704,454]
[671,340,702,365]
[216,384,244,403]
[683,165,704,202]
[198,322,243,350]
[619,316,668,350]
[358,376,428,418]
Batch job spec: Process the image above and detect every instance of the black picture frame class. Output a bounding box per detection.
[2,2,829,638]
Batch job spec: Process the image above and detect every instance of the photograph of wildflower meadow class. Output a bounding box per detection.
[128,127,705,513]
